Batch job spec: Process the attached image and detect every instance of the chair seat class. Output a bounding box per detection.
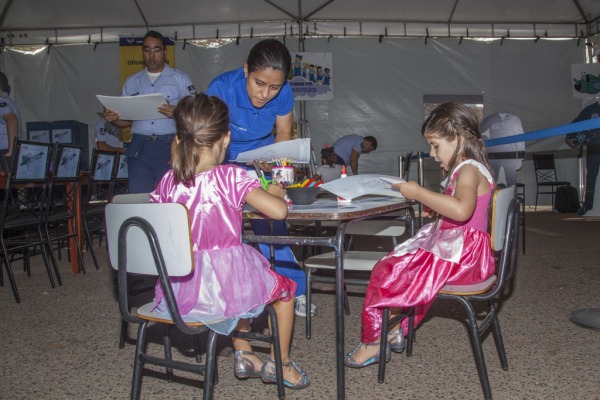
[136,302,207,326]
[439,275,497,296]
[346,220,406,237]
[305,250,388,271]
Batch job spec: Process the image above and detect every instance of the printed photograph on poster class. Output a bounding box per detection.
[29,130,50,143]
[288,52,333,100]
[52,129,72,143]
[571,63,600,99]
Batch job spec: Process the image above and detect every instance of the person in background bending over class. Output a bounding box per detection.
[206,39,316,318]
[103,30,196,193]
[94,117,124,153]
[0,72,21,171]
[332,134,377,175]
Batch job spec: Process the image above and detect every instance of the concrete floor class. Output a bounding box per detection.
[2,210,600,400]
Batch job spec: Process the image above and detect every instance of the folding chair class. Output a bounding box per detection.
[43,143,86,274]
[532,154,570,210]
[83,149,118,269]
[105,202,286,400]
[0,140,56,303]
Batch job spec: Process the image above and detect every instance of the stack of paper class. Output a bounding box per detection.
[320,174,406,200]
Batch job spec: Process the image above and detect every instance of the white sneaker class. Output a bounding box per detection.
[294,295,317,317]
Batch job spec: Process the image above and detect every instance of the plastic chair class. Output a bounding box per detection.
[532,154,570,210]
[105,202,286,400]
[377,186,521,400]
[0,140,55,303]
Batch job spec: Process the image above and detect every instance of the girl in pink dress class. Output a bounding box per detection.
[150,93,309,389]
[346,102,495,368]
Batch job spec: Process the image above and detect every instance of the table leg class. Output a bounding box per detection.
[335,222,348,400]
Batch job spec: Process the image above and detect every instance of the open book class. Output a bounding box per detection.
[320,174,406,200]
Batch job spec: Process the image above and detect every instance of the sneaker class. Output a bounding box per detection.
[294,295,317,317]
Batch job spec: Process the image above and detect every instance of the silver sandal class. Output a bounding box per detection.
[234,350,262,379]
[387,328,406,353]
[261,359,310,390]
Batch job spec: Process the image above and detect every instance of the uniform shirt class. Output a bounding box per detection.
[122,64,194,136]
[94,118,123,149]
[572,102,600,154]
[0,92,21,150]
[332,134,364,166]
[206,67,294,162]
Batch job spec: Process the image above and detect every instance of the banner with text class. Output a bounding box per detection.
[289,52,333,100]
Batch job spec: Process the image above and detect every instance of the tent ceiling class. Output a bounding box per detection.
[1,0,599,46]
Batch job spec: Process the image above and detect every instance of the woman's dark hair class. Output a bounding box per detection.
[171,93,229,185]
[246,39,292,74]
[421,102,490,175]
[143,30,166,47]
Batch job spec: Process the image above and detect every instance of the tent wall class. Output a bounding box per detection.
[0,37,587,205]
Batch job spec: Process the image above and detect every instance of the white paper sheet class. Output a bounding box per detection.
[96,93,167,120]
[320,174,406,200]
[232,138,311,163]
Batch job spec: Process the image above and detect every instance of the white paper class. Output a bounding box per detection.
[96,93,167,120]
[233,138,311,163]
[320,174,406,200]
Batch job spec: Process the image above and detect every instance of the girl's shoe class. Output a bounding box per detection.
[261,359,311,390]
[387,328,406,353]
[344,342,391,368]
[234,350,262,379]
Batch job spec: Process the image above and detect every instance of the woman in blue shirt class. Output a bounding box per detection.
[206,39,315,320]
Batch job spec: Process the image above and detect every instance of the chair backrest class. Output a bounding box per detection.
[51,143,83,182]
[10,140,52,183]
[533,154,559,184]
[490,185,515,252]
[105,202,193,276]
[112,192,150,204]
[115,154,128,180]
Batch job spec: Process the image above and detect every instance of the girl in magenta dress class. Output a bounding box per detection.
[150,93,309,389]
[346,102,496,368]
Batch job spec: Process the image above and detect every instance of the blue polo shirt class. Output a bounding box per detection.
[332,134,364,166]
[122,64,194,136]
[206,67,294,162]
[0,93,21,150]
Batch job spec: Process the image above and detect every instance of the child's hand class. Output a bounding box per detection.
[393,181,420,200]
[266,182,286,198]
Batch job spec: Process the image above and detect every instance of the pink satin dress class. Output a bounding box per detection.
[150,164,296,335]
[361,160,495,343]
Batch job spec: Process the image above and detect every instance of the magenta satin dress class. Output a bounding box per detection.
[150,164,296,335]
[361,160,495,343]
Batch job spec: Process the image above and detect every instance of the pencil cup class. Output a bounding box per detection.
[272,166,294,185]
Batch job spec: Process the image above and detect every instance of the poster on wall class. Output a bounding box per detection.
[288,52,333,100]
[571,63,600,99]
[118,35,176,141]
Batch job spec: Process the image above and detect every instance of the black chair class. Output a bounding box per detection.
[532,154,570,210]
[515,182,526,254]
[43,143,87,274]
[82,149,118,269]
[114,153,129,195]
[378,186,521,400]
[0,140,55,302]
[105,202,286,400]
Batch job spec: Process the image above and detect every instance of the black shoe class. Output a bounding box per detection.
[577,207,588,216]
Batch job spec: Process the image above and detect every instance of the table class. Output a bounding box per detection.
[0,171,88,274]
[243,196,415,400]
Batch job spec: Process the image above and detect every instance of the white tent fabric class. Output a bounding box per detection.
[0,0,599,45]
[1,1,599,206]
